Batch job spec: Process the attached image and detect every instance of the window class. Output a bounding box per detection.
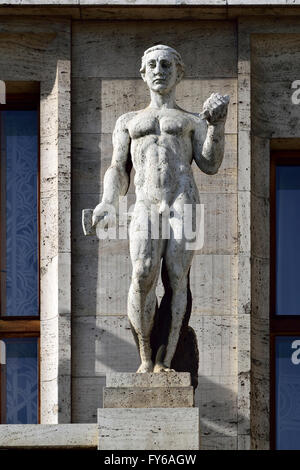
[270,151,300,450]
[0,89,40,424]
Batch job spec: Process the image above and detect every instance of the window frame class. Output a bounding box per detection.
[270,150,300,449]
[0,93,40,424]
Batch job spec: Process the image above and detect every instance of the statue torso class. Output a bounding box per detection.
[126,107,202,207]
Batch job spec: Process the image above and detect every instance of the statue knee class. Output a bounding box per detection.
[132,258,157,291]
[168,271,188,293]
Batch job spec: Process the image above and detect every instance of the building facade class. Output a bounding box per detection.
[0,0,300,450]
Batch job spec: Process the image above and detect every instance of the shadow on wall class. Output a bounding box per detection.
[72,327,247,450]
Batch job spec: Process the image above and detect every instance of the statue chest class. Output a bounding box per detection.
[128,113,191,140]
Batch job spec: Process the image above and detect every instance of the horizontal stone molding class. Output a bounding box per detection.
[0,1,293,6]
[0,425,98,449]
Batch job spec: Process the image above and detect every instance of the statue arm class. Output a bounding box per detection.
[193,93,229,175]
[193,119,226,175]
[103,115,131,204]
[92,114,131,226]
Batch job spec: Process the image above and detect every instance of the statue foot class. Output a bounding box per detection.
[153,363,175,373]
[136,361,154,373]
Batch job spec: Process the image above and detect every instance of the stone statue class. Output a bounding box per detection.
[83,45,229,381]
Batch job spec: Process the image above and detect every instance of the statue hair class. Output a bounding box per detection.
[140,45,185,78]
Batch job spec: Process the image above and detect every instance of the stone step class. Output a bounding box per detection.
[106,372,191,388]
[103,385,194,408]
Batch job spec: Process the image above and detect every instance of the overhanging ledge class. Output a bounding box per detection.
[0,424,98,449]
[0,2,300,21]
[0,1,292,5]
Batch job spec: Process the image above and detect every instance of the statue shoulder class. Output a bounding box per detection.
[115,111,139,131]
[190,111,207,125]
[186,112,207,145]
[190,112,208,135]
[176,107,207,132]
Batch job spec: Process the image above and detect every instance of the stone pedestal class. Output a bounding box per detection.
[98,372,200,450]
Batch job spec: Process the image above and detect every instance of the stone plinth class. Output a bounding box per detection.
[98,372,199,450]
[103,386,194,408]
[98,408,199,450]
[106,371,191,388]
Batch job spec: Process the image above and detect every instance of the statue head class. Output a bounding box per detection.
[140,45,185,94]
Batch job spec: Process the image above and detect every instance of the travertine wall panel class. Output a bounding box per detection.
[252,34,300,138]
[72,315,140,376]
[72,253,131,315]
[72,377,106,423]
[194,134,237,193]
[190,315,237,377]
[190,255,238,316]
[196,376,237,439]
[252,136,269,199]
[251,194,269,259]
[251,135,270,450]
[72,21,237,79]
[195,193,238,255]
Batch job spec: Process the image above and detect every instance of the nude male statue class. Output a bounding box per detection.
[91,45,229,374]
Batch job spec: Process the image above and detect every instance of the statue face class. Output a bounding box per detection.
[142,50,179,94]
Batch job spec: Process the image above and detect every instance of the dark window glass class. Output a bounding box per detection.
[275,336,300,450]
[0,98,40,425]
[276,166,300,315]
[1,110,38,316]
[1,337,38,424]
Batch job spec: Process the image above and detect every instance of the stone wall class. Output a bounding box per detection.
[0,5,300,450]
[250,22,300,449]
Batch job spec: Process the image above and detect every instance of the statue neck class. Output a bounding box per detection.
[149,89,177,110]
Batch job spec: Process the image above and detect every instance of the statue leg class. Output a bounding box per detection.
[128,203,164,373]
[154,203,195,372]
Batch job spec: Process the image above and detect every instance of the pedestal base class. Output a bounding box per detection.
[97,372,200,450]
[98,407,199,450]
